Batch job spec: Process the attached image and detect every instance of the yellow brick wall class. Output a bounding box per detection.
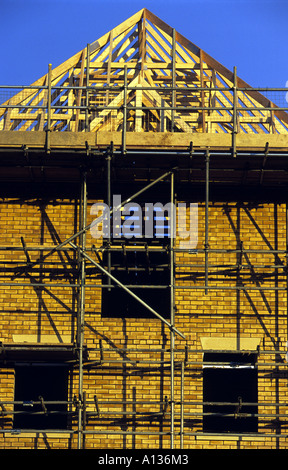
[0,197,287,449]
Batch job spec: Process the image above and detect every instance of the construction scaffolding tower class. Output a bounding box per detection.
[0,9,288,449]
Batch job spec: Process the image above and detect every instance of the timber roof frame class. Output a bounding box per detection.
[1,8,288,136]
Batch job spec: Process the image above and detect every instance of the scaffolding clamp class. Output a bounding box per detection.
[189,141,193,160]
[39,396,48,416]
[73,394,79,412]
[107,141,114,157]
[163,396,169,418]
[22,144,29,158]
[234,396,242,419]
[23,401,33,408]
[232,66,238,158]
[85,140,91,157]
[260,142,269,185]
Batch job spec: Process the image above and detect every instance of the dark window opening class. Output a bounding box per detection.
[101,240,170,318]
[203,353,258,434]
[14,364,69,430]
[101,196,172,318]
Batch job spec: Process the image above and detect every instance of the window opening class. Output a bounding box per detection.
[14,364,69,430]
[101,241,170,318]
[203,352,258,433]
[101,199,171,318]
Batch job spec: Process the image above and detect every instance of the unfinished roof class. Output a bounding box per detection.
[1,8,288,135]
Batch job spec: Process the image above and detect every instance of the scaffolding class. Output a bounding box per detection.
[0,141,287,448]
[0,8,288,450]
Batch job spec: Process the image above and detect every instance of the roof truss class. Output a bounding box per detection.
[1,8,288,134]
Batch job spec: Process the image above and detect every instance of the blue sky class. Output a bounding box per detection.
[1,0,288,91]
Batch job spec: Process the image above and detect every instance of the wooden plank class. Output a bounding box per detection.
[145,10,174,43]
[148,20,197,67]
[95,130,288,150]
[105,30,114,107]
[146,45,164,64]
[37,74,48,131]
[138,9,147,79]
[87,61,201,70]
[95,26,135,64]
[200,50,206,132]
[135,88,143,131]
[3,101,12,131]
[0,129,288,151]
[145,22,172,62]
[89,9,143,55]
[74,49,86,131]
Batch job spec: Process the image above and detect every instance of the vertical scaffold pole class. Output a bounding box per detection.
[122,65,128,154]
[286,204,288,363]
[77,171,87,449]
[232,66,238,158]
[180,361,184,449]
[170,171,175,448]
[171,28,176,132]
[46,63,52,152]
[205,149,210,295]
[85,43,90,131]
[107,142,112,291]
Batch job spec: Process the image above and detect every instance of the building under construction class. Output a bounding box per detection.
[0,8,288,449]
